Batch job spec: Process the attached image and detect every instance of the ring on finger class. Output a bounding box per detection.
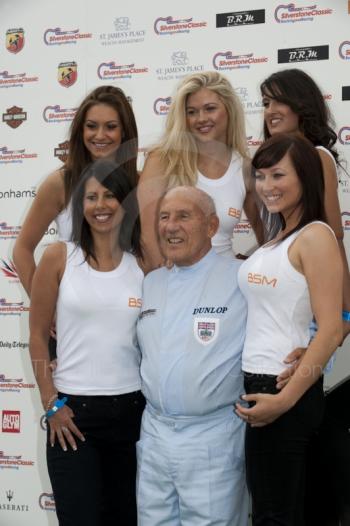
[61,426,68,433]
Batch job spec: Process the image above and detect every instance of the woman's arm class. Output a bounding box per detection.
[318,149,350,340]
[13,169,65,297]
[236,224,343,425]
[242,158,264,247]
[29,242,84,449]
[137,152,168,274]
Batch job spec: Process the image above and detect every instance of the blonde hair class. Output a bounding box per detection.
[152,71,248,187]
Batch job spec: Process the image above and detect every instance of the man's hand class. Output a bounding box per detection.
[276,347,306,390]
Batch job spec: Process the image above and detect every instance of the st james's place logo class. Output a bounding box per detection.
[339,41,350,60]
[2,410,20,433]
[216,9,265,27]
[235,87,264,115]
[2,106,27,128]
[213,51,268,71]
[43,104,77,123]
[6,28,24,54]
[0,146,38,164]
[44,27,92,46]
[99,17,146,46]
[153,97,172,115]
[274,3,332,23]
[0,70,38,89]
[156,52,204,81]
[39,492,56,512]
[278,45,329,63]
[338,126,350,145]
[0,490,29,512]
[58,62,77,87]
[154,16,207,35]
[0,451,34,470]
[97,61,148,80]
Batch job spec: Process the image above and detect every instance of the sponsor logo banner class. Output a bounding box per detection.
[274,3,332,23]
[0,490,29,512]
[0,259,18,281]
[99,17,146,45]
[0,373,34,391]
[39,493,56,511]
[0,451,34,470]
[342,211,350,231]
[6,28,24,54]
[154,16,207,35]
[338,126,350,145]
[2,106,27,129]
[278,45,329,63]
[0,222,21,240]
[213,51,268,71]
[58,62,77,87]
[0,70,38,89]
[0,146,37,164]
[236,87,264,115]
[54,141,69,163]
[156,52,204,81]
[97,61,148,80]
[44,27,92,45]
[0,187,36,200]
[2,411,20,433]
[342,86,350,101]
[0,299,29,317]
[153,97,172,115]
[0,340,29,350]
[43,105,77,123]
[339,41,350,60]
[216,9,265,27]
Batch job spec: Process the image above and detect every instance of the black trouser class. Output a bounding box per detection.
[47,391,145,526]
[244,373,324,526]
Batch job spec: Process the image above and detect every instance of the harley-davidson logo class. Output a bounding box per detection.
[54,141,69,163]
[2,106,27,129]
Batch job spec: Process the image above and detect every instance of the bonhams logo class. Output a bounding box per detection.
[6,28,24,54]
[2,106,27,129]
[44,27,92,46]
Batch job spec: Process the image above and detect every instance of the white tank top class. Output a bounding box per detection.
[238,222,334,375]
[196,153,246,257]
[53,242,143,395]
[55,201,72,241]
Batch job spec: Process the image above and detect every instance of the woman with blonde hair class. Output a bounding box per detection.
[138,71,263,272]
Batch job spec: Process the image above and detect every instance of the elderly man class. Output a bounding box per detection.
[136,186,249,526]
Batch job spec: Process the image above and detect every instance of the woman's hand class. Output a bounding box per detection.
[276,347,306,389]
[235,392,292,427]
[47,405,85,451]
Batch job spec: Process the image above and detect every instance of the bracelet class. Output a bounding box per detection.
[343,310,350,323]
[46,397,68,418]
[45,393,58,412]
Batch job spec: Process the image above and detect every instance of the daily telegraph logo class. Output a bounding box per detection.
[278,45,329,63]
[39,493,56,511]
[153,97,172,115]
[235,87,264,115]
[44,27,92,45]
[274,3,332,23]
[58,62,77,87]
[0,374,34,391]
[99,17,146,46]
[0,490,29,512]
[0,299,29,317]
[338,126,350,145]
[0,70,38,89]
[0,146,37,164]
[154,16,207,35]
[156,52,204,81]
[97,61,148,80]
[339,41,350,60]
[213,51,268,71]
[216,9,265,27]
[342,211,350,231]
[0,451,34,470]
[54,140,69,163]
[6,28,24,54]
[2,106,27,129]
[2,411,20,433]
[0,340,29,350]
[0,223,21,240]
[0,259,18,280]
[43,105,77,123]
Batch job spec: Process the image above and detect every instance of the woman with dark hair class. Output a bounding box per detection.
[260,68,350,339]
[29,160,145,526]
[235,133,343,525]
[13,85,138,297]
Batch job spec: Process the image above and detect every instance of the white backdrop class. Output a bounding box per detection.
[1,0,349,523]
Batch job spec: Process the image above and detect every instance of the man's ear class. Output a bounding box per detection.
[208,214,219,238]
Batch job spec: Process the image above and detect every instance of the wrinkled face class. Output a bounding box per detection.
[262,89,300,136]
[186,88,229,145]
[254,153,303,221]
[83,103,123,160]
[158,190,218,266]
[83,176,124,235]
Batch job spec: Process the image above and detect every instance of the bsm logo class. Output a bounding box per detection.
[2,410,20,433]
[248,273,278,287]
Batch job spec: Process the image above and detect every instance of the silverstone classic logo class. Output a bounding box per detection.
[43,105,77,123]
[0,299,29,316]
[6,28,24,53]
[97,61,148,80]
[39,493,56,511]
[338,127,350,145]
[0,70,38,89]
[0,146,37,164]
[339,41,350,60]
[274,3,332,23]
[44,27,92,45]
[342,212,350,231]
[153,97,172,115]
[0,451,34,470]
[213,51,268,71]
[154,16,207,35]
[0,223,21,240]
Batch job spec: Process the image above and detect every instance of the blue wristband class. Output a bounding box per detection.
[342,310,350,323]
[46,396,68,418]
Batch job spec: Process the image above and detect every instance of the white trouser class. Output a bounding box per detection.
[137,404,249,526]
